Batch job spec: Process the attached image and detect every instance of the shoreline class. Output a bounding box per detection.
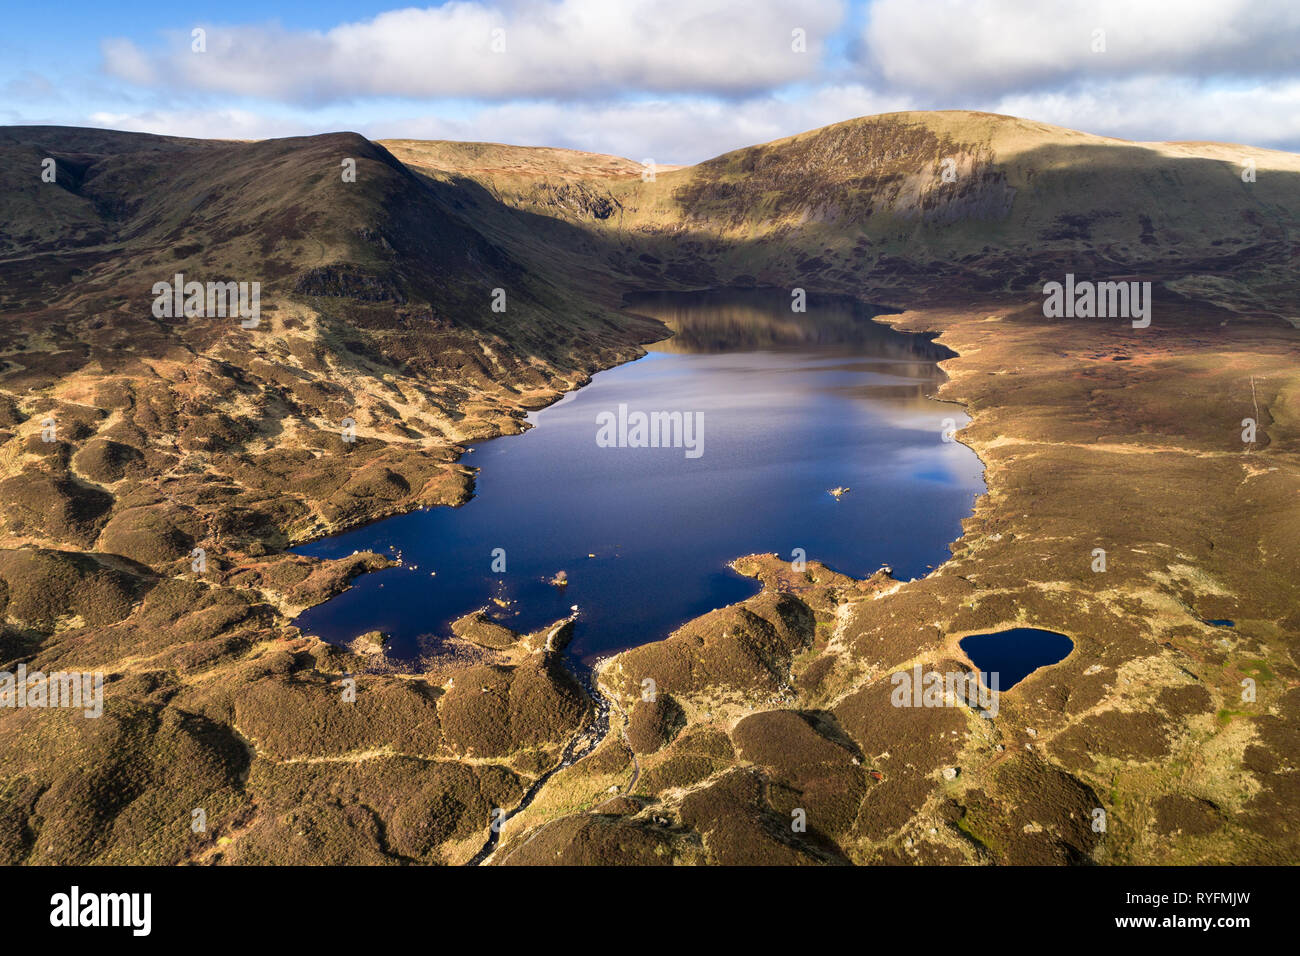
[480,299,1300,865]
[284,290,980,665]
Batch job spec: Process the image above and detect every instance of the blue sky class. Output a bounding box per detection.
[3,0,1299,162]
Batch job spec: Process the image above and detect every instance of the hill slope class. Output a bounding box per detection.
[0,112,1296,866]
[386,110,1300,318]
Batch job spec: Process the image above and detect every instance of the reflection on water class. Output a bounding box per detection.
[630,289,948,360]
[291,289,986,665]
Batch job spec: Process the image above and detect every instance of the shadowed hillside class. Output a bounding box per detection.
[0,127,667,865]
[386,111,1300,319]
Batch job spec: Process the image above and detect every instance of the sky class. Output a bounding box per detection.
[3,0,1299,164]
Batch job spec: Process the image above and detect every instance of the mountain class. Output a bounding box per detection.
[388,110,1300,318]
[0,112,1296,866]
[0,125,665,548]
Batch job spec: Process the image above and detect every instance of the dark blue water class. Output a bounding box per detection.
[959,628,1075,690]
[291,289,985,664]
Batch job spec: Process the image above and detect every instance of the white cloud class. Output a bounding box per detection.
[370,85,911,162]
[71,86,908,163]
[862,0,1300,97]
[103,0,844,104]
[74,75,1300,163]
[100,37,158,86]
[86,108,311,141]
[991,77,1300,149]
[60,0,1300,158]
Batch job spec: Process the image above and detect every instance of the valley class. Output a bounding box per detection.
[0,111,1296,865]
